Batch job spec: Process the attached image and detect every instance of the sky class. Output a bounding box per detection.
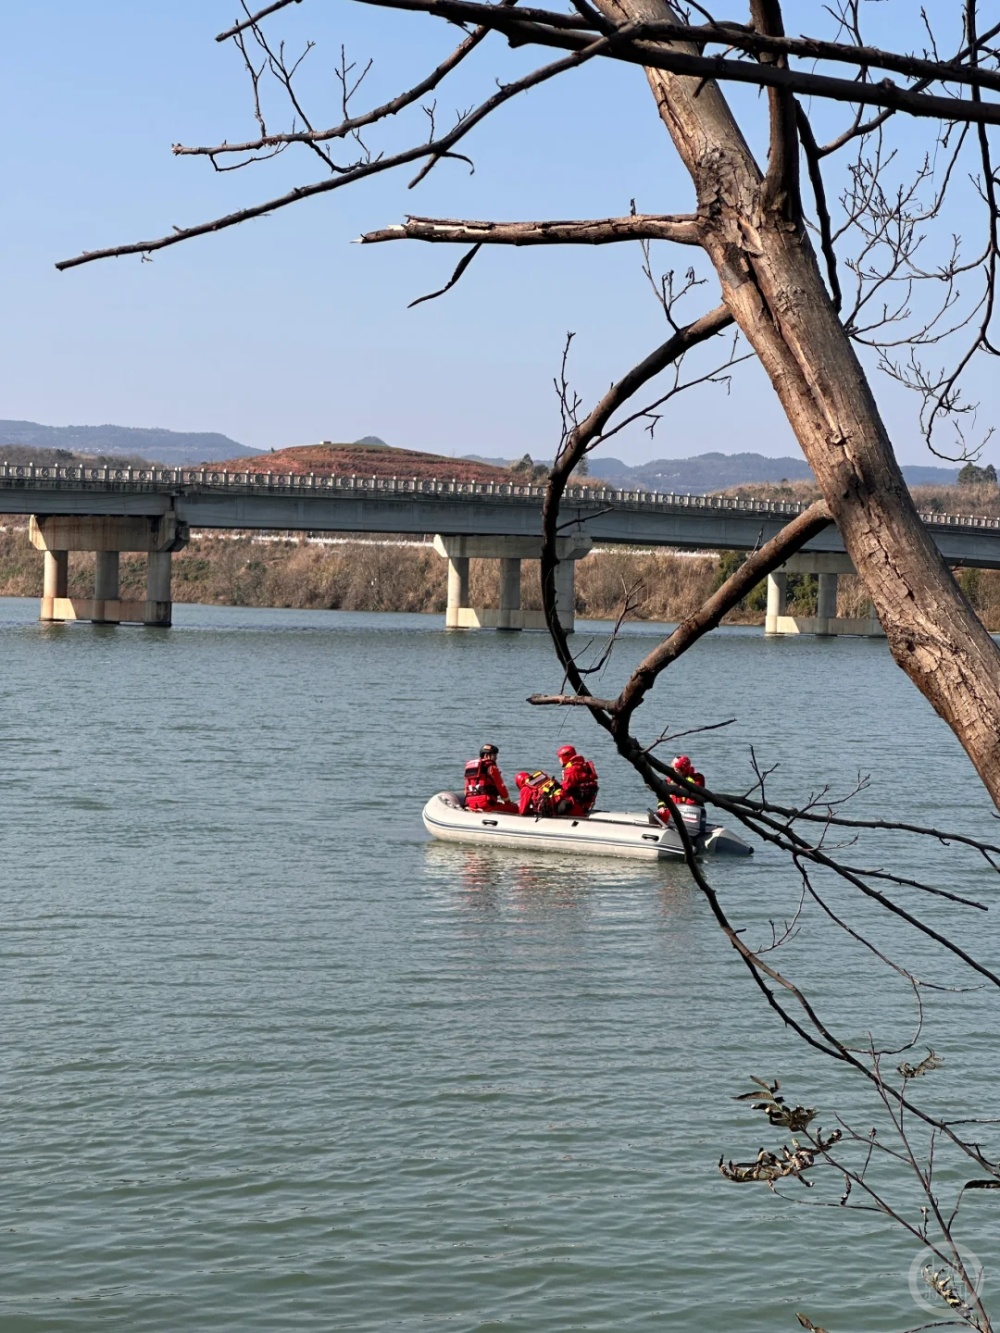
[1,1,995,466]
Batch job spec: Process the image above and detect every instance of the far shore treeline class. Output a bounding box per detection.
[3,478,1000,629]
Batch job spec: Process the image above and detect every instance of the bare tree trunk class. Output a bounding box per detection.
[597,0,1000,803]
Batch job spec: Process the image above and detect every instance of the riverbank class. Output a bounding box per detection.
[2,524,998,627]
[0,528,737,622]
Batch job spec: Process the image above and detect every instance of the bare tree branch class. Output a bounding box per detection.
[353,0,1000,128]
[359,212,703,246]
[186,4,516,163]
[407,242,482,306]
[217,0,303,44]
[57,39,605,270]
[361,2,1000,98]
[539,302,735,693]
[611,500,834,730]
[749,0,801,220]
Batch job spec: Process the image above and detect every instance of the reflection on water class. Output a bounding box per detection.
[421,840,686,913]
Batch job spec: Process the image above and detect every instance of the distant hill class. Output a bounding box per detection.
[0,420,260,467]
[0,425,963,490]
[587,451,960,492]
[461,453,520,469]
[205,440,517,483]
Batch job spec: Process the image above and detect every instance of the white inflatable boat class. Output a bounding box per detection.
[422,792,753,861]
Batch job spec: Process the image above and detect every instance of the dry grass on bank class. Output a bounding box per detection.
[713,478,822,505]
[178,539,721,623]
[2,514,1000,629]
[0,529,725,623]
[909,483,1000,518]
[576,550,719,621]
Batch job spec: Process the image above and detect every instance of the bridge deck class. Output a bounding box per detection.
[2,464,998,566]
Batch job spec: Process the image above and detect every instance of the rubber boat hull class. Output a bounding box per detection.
[422,792,753,861]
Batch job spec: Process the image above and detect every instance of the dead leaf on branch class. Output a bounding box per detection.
[897,1049,944,1080]
[922,1264,977,1320]
[722,1078,840,1189]
[719,1131,843,1188]
[733,1076,817,1130]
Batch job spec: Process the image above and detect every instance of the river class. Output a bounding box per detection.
[2,598,997,1331]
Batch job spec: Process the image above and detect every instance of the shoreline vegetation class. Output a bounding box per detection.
[3,530,999,628]
[3,481,1000,627]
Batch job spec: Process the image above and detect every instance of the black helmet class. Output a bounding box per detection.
[480,743,499,758]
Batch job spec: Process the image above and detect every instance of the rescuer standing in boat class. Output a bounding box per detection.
[464,744,516,812]
[655,755,706,823]
[671,755,705,803]
[515,770,561,817]
[554,745,600,817]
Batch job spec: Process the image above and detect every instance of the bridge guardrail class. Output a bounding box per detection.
[0,461,995,532]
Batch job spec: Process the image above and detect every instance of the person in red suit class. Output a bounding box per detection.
[554,744,599,817]
[515,769,560,817]
[670,754,705,804]
[464,744,516,812]
[654,755,706,823]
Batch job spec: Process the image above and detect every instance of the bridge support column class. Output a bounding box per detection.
[815,572,838,636]
[433,533,592,632]
[554,558,577,632]
[146,550,174,627]
[30,514,188,627]
[41,550,68,621]
[445,555,470,630]
[767,553,884,637]
[94,551,120,623]
[498,557,521,631]
[765,572,787,634]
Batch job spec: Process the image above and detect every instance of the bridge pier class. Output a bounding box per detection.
[42,550,68,617]
[498,557,521,631]
[30,514,189,627]
[445,554,471,630]
[94,551,120,622]
[433,534,593,632]
[765,554,884,637]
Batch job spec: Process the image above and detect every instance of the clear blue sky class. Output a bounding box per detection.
[1,1,993,465]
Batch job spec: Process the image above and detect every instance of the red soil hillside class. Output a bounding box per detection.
[202,441,517,483]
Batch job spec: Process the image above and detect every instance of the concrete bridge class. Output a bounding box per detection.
[2,461,997,633]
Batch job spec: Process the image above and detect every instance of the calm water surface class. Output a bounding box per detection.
[2,599,998,1331]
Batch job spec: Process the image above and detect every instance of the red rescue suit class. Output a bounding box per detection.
[655,771,706,823]
[518,771,560,817]
[557,755,599,817]
[464,757,514,812]
[673,771,705,805]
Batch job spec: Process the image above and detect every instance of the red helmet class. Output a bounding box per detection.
[515,771,530,788]
[557,744,577,764]
[672,755,692,775]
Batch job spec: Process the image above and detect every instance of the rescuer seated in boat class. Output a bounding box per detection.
[654,755,705,823]
[554,744,600,817]
[464,744,517,813]
[515,770,561,817]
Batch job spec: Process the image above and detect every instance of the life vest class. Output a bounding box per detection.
[674,772,704,806]
[464,758,501,799]
[563,757,599,806]
[524,770,560,812]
